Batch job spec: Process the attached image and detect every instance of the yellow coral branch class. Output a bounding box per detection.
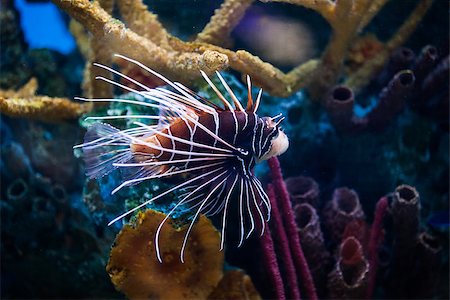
[69,20,90,59]
[84,0,114,100]
[53,0,433,100]
[116,0,170,47]
[261,0,335,24]
[0,78,91,122]
[52,0,229,83]
[0,96,91,122]
[358,0,390,31]
[196,0,254,47]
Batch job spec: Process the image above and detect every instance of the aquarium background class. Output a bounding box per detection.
[0,0,449,299]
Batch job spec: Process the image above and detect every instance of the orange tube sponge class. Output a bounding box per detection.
[106,209,224,300]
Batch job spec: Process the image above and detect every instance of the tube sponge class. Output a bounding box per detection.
[327,236,369,299]
[106,209,224,300]
[323,187,365,242]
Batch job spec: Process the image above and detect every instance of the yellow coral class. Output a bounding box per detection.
[52,0,432,100]
[106,209,224,300]
[0,78,91,122]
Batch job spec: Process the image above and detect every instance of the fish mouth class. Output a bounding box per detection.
[258,131,289,162]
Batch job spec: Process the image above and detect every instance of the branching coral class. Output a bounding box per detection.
[106,209,224,300]
[0,78,91,122]
[51,0,432,99]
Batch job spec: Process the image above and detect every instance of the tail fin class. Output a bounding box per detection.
[81,123,133,179]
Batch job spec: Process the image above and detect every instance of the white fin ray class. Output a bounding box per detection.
[93,62,152,92]
[114,54,203,105]
[246,75,254,111]
[74,126,148,149]
[133,121,233,154]
[85,115,162,121]
[200,70,234,111]
[180,172,231,263]
[251,177,271,221]
[113,157,223,167]
[92,77,188,117]
[248,178,265,236]
[220,174,239,250]
[155,168,228,262]
[107,166,223,225]
[237,177,246,248]
[215,71,244,112]
[254,88,263,113]
[111,161,225,194]
[244,178,255,239]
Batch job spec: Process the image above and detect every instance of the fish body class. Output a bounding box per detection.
[132,111,284,174]
[75,54,288,262]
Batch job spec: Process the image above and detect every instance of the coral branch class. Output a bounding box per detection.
[260,0,335,24]
[52,0,228,82]
[197,0,254,47]
[53,0,432,99]
[358,0,390,31]
[0,78,91,122]
[117,0,169,46]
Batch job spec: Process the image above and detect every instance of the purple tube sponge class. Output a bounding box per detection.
[285,176,320,207]
[421,55,449,99]
[378,47,415,86]
[387,184,420,298]
[391,184,420,249]
[294,203,330,295]
[325,85,367,133]
[409,231,443,298]
[323,187,365,242]
[327,236,369,299]
[412,45,439,85]
[326,85,354,131]
[367,69,415,130]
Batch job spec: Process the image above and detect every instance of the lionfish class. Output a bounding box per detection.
[75,54,289,263]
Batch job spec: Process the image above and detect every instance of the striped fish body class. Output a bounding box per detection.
[75,54,289,263]
[132,111,276,174]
